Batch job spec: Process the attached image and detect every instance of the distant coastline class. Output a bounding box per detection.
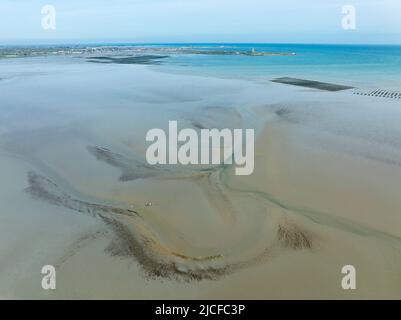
[0,44,297,60]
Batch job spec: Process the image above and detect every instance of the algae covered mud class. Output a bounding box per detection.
[1,45,401,299]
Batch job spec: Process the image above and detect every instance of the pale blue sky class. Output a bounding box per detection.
[1,0,400,44]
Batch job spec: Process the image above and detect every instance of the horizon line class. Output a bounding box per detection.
[2,41,401,47]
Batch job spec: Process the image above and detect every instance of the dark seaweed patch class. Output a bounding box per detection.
[87,146,165,181]
[272,77,354,91]
[277,223,312,250]
[87,55,168,65]
[25,171,233,281]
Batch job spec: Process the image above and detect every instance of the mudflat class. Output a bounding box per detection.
[1,56,401,299]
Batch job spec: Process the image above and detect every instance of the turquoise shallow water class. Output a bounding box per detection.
[2,43,400,88]
[147,43,401,89]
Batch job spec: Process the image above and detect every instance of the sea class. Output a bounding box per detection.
[146,43,401,89]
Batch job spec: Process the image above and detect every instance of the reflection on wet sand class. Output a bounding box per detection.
[2,57,401,298]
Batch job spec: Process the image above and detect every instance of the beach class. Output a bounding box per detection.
[1,49,401,299]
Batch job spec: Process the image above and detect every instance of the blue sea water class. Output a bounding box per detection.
[147,43,401,89]
[2,43,400,89]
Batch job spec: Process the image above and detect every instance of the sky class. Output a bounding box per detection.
[0,0,401,44]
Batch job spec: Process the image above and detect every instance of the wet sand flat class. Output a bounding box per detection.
[1,57,401,299]
[271,77,355,91]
